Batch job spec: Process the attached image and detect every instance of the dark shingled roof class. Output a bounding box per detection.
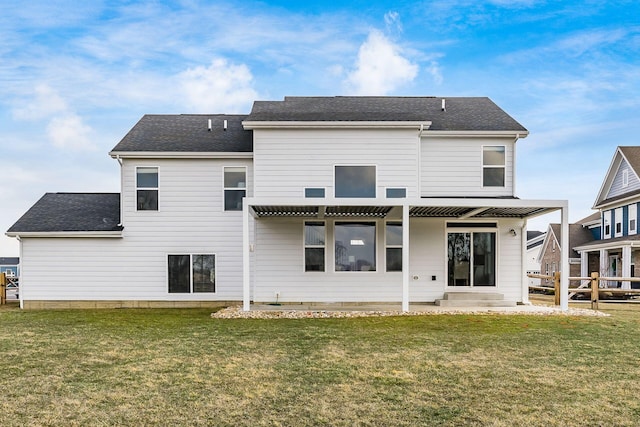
[245,96,528,132]
[7,193,122,233]
[550,223,596,258]
[110,114,252,153]
[619,146,640,176]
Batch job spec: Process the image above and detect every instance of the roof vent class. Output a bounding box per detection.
[223,119,228,131]
[441,99,446,111]
[208,119,212,132]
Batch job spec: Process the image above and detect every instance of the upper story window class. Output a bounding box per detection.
[615,207,623,237]
[224,167,246,211]
[603,210,611,238]
[386,187,406,198]
[305,188,325,198]
[630,204,637,236]
[482,146,505,187]
[136,167,158,211]
[335,165,376,198]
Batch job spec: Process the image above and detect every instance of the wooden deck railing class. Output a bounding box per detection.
[528,272,640,309]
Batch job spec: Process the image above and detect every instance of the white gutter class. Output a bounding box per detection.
[242,121,432,130]
[109,151,253,159]
[422,130,529,138]
[6,231,123,238]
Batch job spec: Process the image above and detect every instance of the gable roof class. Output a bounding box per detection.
[0,257,19,265]
[110,114,252,154]
[244,96,528,132]
[547,223,596,258]
[6,193,122,235]
[594,146,640,208]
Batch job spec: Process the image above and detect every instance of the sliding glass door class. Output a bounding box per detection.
[447,229,496,287]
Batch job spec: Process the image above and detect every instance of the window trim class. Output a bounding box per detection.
[604,210,611,238]
[223,166,247,212]
[615,207,623,238]
[385,221,403,272]
[445,223,499,288]
[481,145,506,188]
[334,220,377,272]
[167,253,217,294]
[333,164,377,198]
[136,166,159,211]
[629,204,637,236]
[303,221,326,272]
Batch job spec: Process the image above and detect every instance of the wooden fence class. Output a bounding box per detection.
[528,272,640,309]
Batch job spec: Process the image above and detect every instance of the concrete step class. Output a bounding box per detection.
[442,292,505,301]
[435,299,518,307]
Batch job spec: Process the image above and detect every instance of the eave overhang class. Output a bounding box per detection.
[242,121,432,130]
[422,130,529,139]
[109,151,253,159]
[6,231,123,238]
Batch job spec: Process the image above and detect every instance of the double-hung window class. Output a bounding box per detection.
[385,222,402,272]
[615,207,623,237]
[304,221,325,272]
[168,254,216,293]
[335,222,376,271]
[482,146,505,187]
[630,204,637,235]
[335,165,376,198]
[224,167,246,211]
[136,167,158,211]
[604,211,611,238]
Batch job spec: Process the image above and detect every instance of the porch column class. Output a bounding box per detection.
[580,251,589,287]
[402,203,410,312]
[560,204,569,311]
[242,198,250,311]
[600,249,608,288]
[622,246,632,289]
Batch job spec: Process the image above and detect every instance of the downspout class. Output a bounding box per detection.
[116,155,124,229]
[513,134,519,196]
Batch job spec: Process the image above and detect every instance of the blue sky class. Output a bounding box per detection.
[1,0,639,255]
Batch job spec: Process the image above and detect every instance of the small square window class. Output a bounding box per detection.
[386,188,406,198]
[305,188,325,198]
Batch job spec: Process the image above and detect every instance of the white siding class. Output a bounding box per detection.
[253,217,526,303]
[420,136,515,197]
[607,159,640,199]
[253,128,419,198]
[20,158,253,301]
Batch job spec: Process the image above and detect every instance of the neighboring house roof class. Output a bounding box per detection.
[547,223,596,258]
[245,96,528,132]
[527,230,544,240]
[7,193,122,234]
[110,114,252,153]
[594,146,640,208]
[526,230,545,250]
[577,212,601,225]
[0,257,19,265]
[574,233,640,250]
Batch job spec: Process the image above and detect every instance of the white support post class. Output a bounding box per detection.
[560,204,569,311]
[242,198,251,311]
[580,251,589,287]
[622,246,632,289]
[521,220,529,304]
[402,203,410,312]
[600,249,608,288]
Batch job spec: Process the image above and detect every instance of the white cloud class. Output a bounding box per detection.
[46,113,95,150]
[177,58,258,113]
[12,84,67,120]
[345,30,418,95]
[384,11,402,33]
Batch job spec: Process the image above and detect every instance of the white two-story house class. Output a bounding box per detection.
[6,96,569,310]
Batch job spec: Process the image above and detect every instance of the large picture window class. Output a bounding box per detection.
[386,222,402,272]
[168,254,216,293]
[304,221,325,272]
[335,165,376,198]
[447,231,496,287]
[335,222,376,271]
[224,167,246,211]
[136,167,158,211]
[482,146,505,187]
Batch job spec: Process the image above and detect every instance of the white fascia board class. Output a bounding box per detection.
[594,194,640,210]
[246,196,566,210]
[109,151,253,159]
[5,231,123,238]
[242,121,432,130]
[574,240,640,252]
[421,130,529,139]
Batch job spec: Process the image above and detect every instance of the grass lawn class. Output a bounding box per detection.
[2,305,640,426]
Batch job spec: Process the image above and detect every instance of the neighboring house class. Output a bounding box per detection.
[6,96,569,310]
[0,257,19,277]
[574,146,640,289]
[537,214,598,287]
[526,231,545,287]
